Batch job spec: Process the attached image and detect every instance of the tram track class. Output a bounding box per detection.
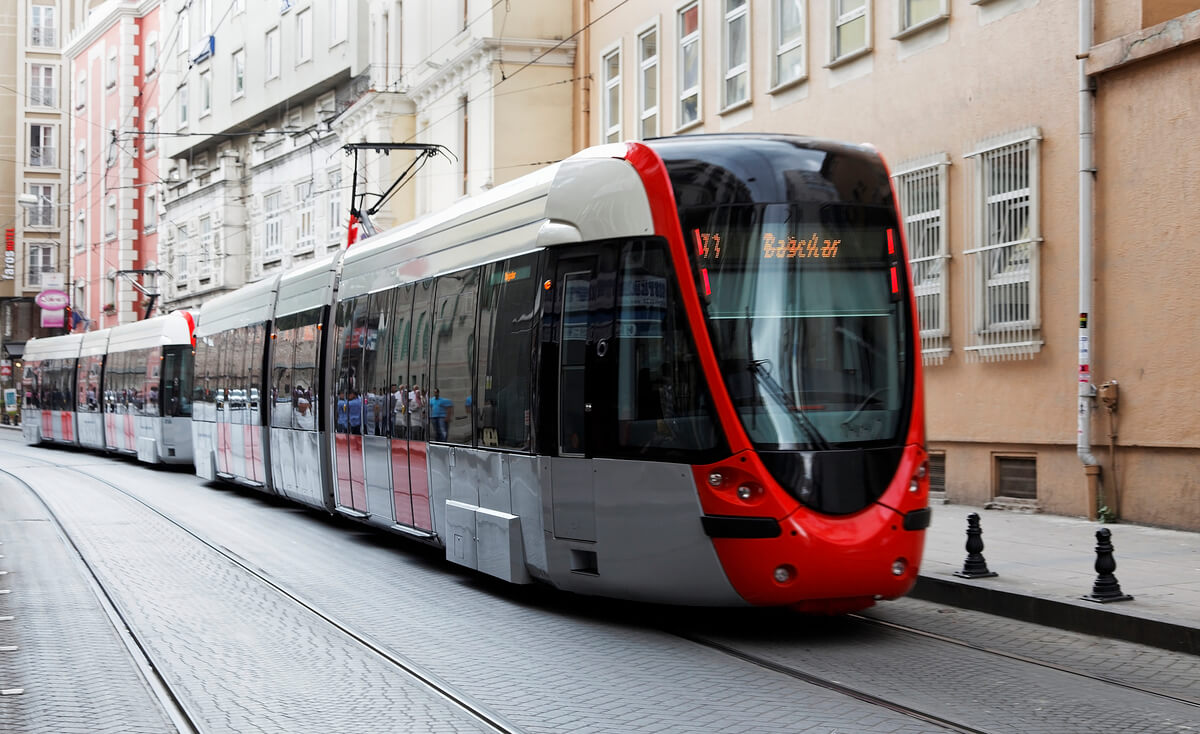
[0,447,526,734]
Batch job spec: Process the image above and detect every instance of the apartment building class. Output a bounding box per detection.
[583,0,1200,529]
[65,0,161,330]
[0,0,85,409]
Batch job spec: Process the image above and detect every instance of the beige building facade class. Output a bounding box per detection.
[583,0,1200,529]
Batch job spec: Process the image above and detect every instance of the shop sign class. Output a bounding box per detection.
[3,229,13,280]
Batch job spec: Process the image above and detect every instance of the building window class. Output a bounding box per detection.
[964,129,1042,361]
[899,0,946,33]
[773,0,806,87]
[106,123,118,168]
[145,192,157,232]
[145,116,157,152]
[601,45,621,144]
[107,52,118,90]
[460,96,469,196]
[30,4,56,48]
[677,2,701,128]
[76,210,86,251]
[232,0,244,14]
[331,0,347,45]
[30,64,56,107]
[830,0,870,62]
[894,154,950,364]
[722,0,749,109]
[76,75,86,109]
[637,27,659,139]
[994,455,1037,501]
[264,191,283,258]
[75,142,86,180]
[26,185,54,228]
[179,5,190,55]
[26,244,54,288]
[296,9,312,63]
[197,0,211,34]
[146,40,158,76]
[266,28,280,79]
[29,124,55,168]
[105,197,117,239]
[198,216,213,278]
[327,169,343,242]
[295,181,314,251]
[175,252,189,282]
[178,83,188,128]
[232,49,245,97]
[199,70,212,116]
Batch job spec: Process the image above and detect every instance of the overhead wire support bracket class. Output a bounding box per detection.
[342,142,455,242]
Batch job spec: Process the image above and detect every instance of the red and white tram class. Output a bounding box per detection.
[183,134,929,610]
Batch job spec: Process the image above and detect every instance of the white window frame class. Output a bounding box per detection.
[721,0,750,110]
[963,128,1043,361]
[600,42,622,144]
[676,1,702,130]
[893,154,951,364]
[294,181,314,251]
[106,123,118,168]
[178,5,190,56]
[175,251,189,282]
[636,23,660,140]
[178,82,189,128]
[29,4,57,49]
[829,0,871,64]
[76,74,86,110]
[75,140,86,181]
[772,0,807,89]
[144,191,158,233]
[197,215,213,279]
[26,243,55,288]
[145,38,158,77]
[266,27,280,80]
[29,63,57,108]
[144,113,158,153]
[25,184,55,229]
[232,49,245,98]
[896,0,948,36]
[296,8,312,64]
[75,210,86,252]
[105,196,117,239]
[199,70,212,116]
[263,190,283,259]
[331,0,347,46]
[29,123,56,168]
[106,51,118,91]
[327,168,343,243]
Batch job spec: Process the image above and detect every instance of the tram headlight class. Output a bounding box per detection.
[737,485,753,500]
[891,558,907,576]
[708,472,724,487]
[773,564,795,583]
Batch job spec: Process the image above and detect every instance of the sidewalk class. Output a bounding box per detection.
[915,503,1200,654]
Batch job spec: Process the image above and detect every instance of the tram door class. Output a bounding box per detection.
[388,282,435,531]
[549,248,616,543]
[332,298,369,514]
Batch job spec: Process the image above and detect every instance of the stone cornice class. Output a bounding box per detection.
[332,91,416,135]
[408,36,577,108]
[1088,9,1200,75]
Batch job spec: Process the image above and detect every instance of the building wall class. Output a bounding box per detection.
[584,0,1200,528]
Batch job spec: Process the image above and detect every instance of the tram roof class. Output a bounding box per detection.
[107,311,195,353]
[23,333,84,362]
[276,253,340,318]
[194,274,282,336]
[79,328,111,357]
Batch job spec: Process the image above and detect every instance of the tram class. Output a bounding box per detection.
[21,310,196,464]
[186,134,929,610]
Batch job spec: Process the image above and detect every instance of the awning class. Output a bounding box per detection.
[2,342,24,359]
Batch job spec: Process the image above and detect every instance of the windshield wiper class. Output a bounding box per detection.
[748,359,832,451]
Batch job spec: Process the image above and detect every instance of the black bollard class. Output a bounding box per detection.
[1081,527,1134,603]
[954,512,998,579]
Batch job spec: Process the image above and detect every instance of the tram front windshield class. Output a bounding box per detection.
[684,202,909,450]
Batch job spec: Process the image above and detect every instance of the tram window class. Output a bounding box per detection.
[387,285,414,440]
[143,347,159,416]
[291,308,321,431]
[362,289,394,438]
[270,315,295,429]
[609,239,719,458]
[248,324,265,426]
[477,254,538,451]
[431,269,478,445]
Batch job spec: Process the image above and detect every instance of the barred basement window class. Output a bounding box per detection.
[994,455,1036,500]
[893,153,950,364]
[964,128,1042,361]
[928,451,946,494]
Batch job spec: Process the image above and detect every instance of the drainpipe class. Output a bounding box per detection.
[1077,0,1101,516]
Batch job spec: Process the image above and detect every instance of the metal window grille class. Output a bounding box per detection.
[894,154,950,365]
[928,452,946,494]
[264,192,283,258]
[995,455,1036,500]
[964,129,1042,361]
